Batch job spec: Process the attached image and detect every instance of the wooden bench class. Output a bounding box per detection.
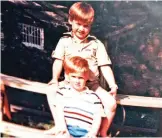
[1,73,162,137]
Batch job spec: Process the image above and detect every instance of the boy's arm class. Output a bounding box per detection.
[86,112,101,137]
[46,89,67,132]
[49,37,65,85]
[86,98,102,137]
[96,40,117,97]
[55,104,68,130]
[46,99,68,135]
[49,59,63,85]
[100,65,118,97]
[44,104,69,136]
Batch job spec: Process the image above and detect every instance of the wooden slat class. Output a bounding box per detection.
[0,73,49,94]
[1,73,162,108]
[116,94,162,108]
[0,121,54,138]
[112,124,157,134]
[10,104,51,117]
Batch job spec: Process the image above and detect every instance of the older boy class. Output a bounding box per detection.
[49,2,118,136]
[46,56,102,137]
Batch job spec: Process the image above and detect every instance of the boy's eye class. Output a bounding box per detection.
[76,22,81,26]
[76,22,90,28]
[72,76,83,79]
[84,25,90,28]
[82,24,87,27]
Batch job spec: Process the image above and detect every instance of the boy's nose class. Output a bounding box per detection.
[78,25,84,31]
[75,78,80,82]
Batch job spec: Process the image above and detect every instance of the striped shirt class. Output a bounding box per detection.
[52,85,103,137]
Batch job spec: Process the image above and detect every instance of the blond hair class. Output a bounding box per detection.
[69,2,94,24]
[64,56,89,78]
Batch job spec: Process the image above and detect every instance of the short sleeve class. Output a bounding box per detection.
[47,87,64,107]
[91,93,104,115]
[46,88,57,106]
[51,38,66,60]
[94,98,104,115]
[54,91,64,109]
[96,40,112,66]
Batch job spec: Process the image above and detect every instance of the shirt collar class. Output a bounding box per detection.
[63,32,97,44]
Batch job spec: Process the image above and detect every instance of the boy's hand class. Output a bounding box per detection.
[48,79,58,87]
[84,132,97,138]
[44,127,60,135]
[44,127,70,137]
[109,87,117,98]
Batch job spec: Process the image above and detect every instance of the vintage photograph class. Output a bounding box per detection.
[1,1,162,137]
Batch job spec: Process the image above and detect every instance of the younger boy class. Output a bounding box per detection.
[49,2,118,136]
[46,56,102,137]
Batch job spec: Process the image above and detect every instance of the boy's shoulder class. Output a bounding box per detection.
[86,89,101,101]
[56,85,68,95]
[87,35,104,46]
[57,84,74,94]
[57,85,70,91]
[60,32,72,39]
[87,35,97,41]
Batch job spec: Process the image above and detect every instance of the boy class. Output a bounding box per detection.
[49,2,118,136]
[46,56,102,137]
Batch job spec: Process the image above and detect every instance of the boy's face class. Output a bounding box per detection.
[70,20,92,40]
[68,72,88,92]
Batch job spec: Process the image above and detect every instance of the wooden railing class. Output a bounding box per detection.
[1,73,162,137]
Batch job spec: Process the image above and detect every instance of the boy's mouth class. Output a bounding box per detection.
[75,83,80,85]
[75,83,81,87]
[77,31,84,34]
[78,33,83,36]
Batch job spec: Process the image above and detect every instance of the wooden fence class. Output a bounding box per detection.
[1,73,162,137]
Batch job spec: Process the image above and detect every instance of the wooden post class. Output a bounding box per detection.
[156,109,162,137]
[0,80,4,136]
[0,80,4,121]
[0,80,11,120]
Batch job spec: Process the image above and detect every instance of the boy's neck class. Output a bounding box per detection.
[70,85,88,93]
[72,33,88,44]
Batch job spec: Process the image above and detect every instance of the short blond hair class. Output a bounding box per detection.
[64,56,89,78]
[69,2,94,24]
